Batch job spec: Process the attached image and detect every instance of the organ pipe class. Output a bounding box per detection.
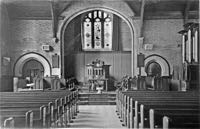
[187,29,191,63]
[194,30,198,62]
[182,34,185,63]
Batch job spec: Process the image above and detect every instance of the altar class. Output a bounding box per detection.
[86,59,110,92]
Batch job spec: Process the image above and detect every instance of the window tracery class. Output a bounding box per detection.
[82,10,113,51]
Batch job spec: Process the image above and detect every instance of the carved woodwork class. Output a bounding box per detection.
[86,59,110,91]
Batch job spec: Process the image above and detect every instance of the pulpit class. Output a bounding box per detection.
[86,59,110,91]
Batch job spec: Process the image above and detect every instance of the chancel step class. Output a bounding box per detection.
[78,93,116,105]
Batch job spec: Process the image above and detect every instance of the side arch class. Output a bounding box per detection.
[14,52,51,77]
[141,54,171,77]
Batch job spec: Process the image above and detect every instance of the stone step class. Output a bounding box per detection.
[78,92,116,105]
[79,93,116,98]
[79,97,116,101]
[78,101,116,105]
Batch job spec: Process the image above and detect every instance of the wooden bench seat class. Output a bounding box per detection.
[133,100,199,128]
[1,105,61,128]
[1,115,29,128]
[152,109,200,128]
[0,110,35,128]
[0,90,79,128]
[116,90,199,129]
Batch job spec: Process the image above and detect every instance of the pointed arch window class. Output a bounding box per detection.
[82,10,113,51]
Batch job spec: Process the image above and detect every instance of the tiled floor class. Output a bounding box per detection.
[69,105,125,128]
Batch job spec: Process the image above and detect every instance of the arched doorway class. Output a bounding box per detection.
[14,53,51,78]
[22,59,44,82]
[145,61,161,77]
[141,54,171,77]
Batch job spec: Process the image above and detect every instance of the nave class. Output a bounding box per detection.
[69,105,125,128]
[0,0,200,128]
[1,88,199,129]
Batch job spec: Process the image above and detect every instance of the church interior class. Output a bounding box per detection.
[0,0,199,128]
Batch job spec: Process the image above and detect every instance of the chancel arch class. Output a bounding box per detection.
[59,2,139,78]
[61,8,136,84]
[14,53,51,78]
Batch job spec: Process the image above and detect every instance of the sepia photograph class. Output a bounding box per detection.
[0,0,199,128]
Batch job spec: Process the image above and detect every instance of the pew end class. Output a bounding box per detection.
[3,117,14,128]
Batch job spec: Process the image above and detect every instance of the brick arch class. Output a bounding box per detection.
[141,55,171,76]
[14,53,51,77]
[59,1,139,77]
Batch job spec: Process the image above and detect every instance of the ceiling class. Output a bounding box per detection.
[2,0,199,20]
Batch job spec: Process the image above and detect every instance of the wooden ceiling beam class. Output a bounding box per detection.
[140,0,146,37]
[50,0,58,40]
[10,16,64,20]
[183,0,191,24]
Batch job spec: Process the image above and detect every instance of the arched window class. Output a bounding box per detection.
[82,10,113,50]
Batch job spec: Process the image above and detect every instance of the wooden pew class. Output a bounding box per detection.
[116,90,199,129]
[129,96,198,128]
[139,102,199,128]
[0,106,46,128]
[0,110,33,128]
[0,90,79,120]
[0,99,57,127]
[151,109,200,129]
[0,90,79,128]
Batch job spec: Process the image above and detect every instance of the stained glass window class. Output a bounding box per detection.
[82,10,113,50]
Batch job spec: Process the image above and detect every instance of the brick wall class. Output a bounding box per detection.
[10,20,61,76]
[9,19,194,81]
[141,19,183,76]
[0,3,13,91]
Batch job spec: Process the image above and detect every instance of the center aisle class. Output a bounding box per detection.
[69,105,125,128]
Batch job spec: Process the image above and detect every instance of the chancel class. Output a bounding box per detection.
[0,0,199,128]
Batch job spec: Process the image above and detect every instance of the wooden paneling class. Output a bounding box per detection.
[98,53,114,77]
[0,76,13,92]
[121,52,132,77]
[64,54,75,77]
[113,53,122,80]
[74,53,85,82]
[65,52,131,82]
